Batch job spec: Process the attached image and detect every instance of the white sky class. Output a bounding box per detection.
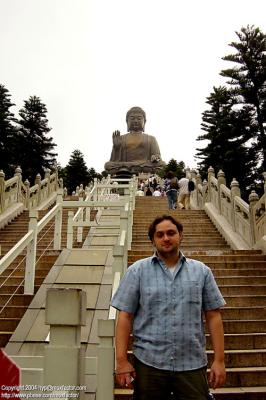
[1,0,266,174]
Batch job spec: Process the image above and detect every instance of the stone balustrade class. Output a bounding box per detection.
[189,167,266,251]
[0,167,61,215]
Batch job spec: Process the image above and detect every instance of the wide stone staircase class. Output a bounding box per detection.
[115,196,266,400]
[0,205,93,348]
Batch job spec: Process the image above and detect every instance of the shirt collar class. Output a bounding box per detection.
[151,251,186,265]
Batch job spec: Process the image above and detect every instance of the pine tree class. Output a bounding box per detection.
[64,150,89,194]
[196,86,257,198]
[17,96,57,182]
[220,25,266,170]
[0,84,18,176]
[162,159,185,179]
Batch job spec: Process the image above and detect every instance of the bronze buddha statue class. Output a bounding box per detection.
[104,107,165,175]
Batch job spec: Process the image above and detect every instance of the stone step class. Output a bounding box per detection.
[222,307,266,320]
[0,318,21,331]
[222,320,266,333]
[220,286,266,295]
[0,305,29,318]
[127,349,266,368]
[0,332,12,347]
[0,294,35,307]
[213,269,266,277]
[216,276,266,285]
[208,333,266,350]
[0,276,44,286]
[223,296,266,307]
[208,349,266,368]
[115,386,266,400]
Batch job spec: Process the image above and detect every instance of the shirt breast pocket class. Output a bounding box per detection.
[183,281,200,303]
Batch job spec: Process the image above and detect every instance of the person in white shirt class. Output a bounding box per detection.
[152,187,162,197]
[136,187,145,196]
[178,177,190,209]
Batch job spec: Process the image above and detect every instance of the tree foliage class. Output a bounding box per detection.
[196,25,266,197]
[63,149,89,194]
[0,84,18,176]
[196,87,257,197]
[221,25,266,170]
[16,96,57,183]
[161,159,186,179]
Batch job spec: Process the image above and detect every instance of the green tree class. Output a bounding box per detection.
[0,84,18,176]
[162,159,185,179]
[220,25,266,170]
[16,96,57,182]
[196,86,257,198]
[64,149,89,194]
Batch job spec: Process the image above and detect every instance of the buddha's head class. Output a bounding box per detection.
[126,107,146,133]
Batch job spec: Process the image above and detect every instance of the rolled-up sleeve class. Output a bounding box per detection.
[111,266,140,314]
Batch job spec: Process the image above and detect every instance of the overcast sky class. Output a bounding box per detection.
[1,0,266,174]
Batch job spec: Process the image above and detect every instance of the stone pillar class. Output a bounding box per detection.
[24,179,30,209]
[44,168,51,195]
[249,190,259,246]
[217,169,226,214]
[0,170,5,213]
[202,179,208,205]
[230,178,241,232]
[207,166,215,202]
[196,173,202,208]
[24,210,38,294]
[97,319,115,400]
[54,188,63,250]
[35,173,41,205]
[44,288,86,391]
[14,166,23,202]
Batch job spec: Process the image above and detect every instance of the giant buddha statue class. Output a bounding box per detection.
[104,106,165,176]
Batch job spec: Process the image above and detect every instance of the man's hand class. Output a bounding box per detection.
[209,360,226,389]
[115,360,136,388]
[112,130,121,146]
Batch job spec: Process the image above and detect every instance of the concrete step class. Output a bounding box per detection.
[215,276,266,285]
[0,305,29,318]
[0,318,21,331]
[222,307,266,320]
[127,349,266,368]
[209,333,266,350]
[115,386,266,400]
[223,296,266,307]
[0,294,34,307]
[222,320,266,333]
[220,286,266,296]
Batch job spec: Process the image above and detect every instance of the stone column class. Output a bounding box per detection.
[207,166,215,202]
[35,173,41,205]
[230,178,241,232]
[217,169,226,214]
[249,190,259,246]
[44,288,86,391]
[97,319,115,400]
[0,170,5,213]
[14,166,23,202]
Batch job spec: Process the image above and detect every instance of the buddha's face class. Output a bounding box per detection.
[127,112,145,132]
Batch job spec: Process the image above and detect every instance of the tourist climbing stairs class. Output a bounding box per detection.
[115,196,266,400]
[0,205,93,348]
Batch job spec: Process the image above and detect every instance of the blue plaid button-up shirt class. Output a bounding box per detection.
[111,253,226,371]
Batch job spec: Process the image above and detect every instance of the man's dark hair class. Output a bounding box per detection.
[148,215,183,241]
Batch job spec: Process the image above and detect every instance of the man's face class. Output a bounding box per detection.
[127,112,145,132]
[152,219,182,257]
